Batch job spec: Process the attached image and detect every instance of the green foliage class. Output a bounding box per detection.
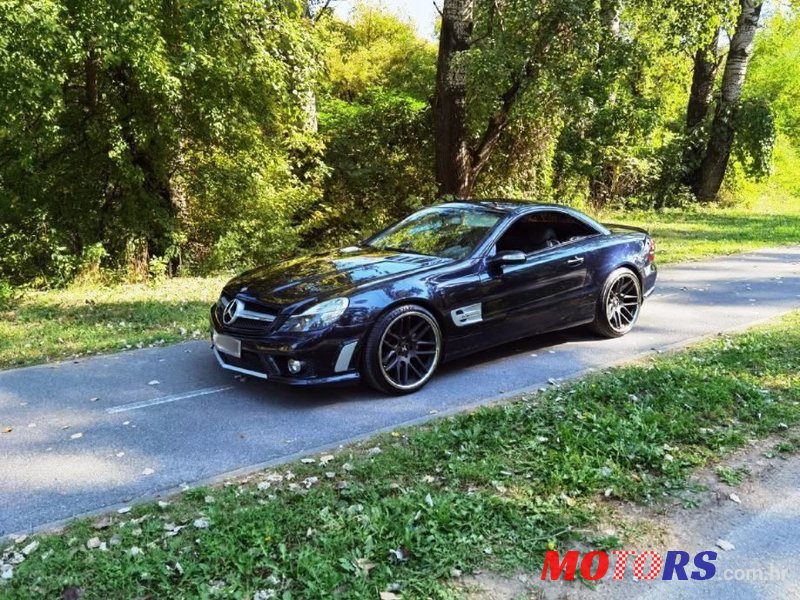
[728,11,800,187]
[0,212,73,286]
[311,89,435,244]
[746,12,800,145]
[454,0,695,205]
[733,98,777,180]
[716,465,749,486]
[303,3,438,246]
[0,0,323,284]
[0,0,798,287]
[73,243,110,286]
[0,279,15,311]
[322,1,436,101]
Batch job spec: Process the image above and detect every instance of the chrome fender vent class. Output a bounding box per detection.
[451,303,482,327]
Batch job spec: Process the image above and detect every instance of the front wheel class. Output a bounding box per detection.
[361,304,442,395]
[591,267,642,338]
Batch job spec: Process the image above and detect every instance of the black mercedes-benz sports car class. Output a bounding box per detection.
[210,201,657,394]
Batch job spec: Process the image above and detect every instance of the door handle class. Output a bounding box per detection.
[566,256,584,267]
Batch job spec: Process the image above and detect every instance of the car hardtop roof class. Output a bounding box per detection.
[437,199,577,216]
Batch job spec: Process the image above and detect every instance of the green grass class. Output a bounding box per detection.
[715,465,750,486]
[0,276,228,369]
[3,312,799,599]
[599,187,800,265]
[605,204,800,265]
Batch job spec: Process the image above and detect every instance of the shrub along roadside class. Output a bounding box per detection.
[2,312,799,599]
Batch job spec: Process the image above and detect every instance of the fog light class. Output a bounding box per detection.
[287,359,304,374]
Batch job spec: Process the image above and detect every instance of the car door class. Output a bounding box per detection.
[478,208,606,340]
[479,242,590,341]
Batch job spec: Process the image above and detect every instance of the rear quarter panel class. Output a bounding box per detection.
[587,233,656,297]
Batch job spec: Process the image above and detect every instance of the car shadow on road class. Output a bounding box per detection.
[238,326,604,406]
[439,326,600,374]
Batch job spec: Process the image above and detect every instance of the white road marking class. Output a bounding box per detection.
[106,385,234,414]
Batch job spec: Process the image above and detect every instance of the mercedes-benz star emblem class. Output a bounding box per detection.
[222,298,241,325]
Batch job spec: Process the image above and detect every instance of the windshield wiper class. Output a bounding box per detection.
[372,245,435,257]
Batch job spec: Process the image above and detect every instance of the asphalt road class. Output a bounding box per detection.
[1,247,799,538]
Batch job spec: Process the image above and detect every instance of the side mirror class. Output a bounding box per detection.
[490,250,527,267]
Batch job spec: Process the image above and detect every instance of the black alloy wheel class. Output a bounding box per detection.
[362,304,442,394]
[592,267,642,338]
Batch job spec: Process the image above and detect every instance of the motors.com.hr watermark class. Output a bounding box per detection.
[541,550,790,583]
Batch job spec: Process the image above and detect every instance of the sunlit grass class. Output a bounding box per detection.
[599,137,800,264]
[0,276,228,369]
[614,205,800,264]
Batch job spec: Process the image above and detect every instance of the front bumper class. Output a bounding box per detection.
[210,305,362,386]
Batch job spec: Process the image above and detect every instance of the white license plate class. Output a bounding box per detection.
[213,332,241,358]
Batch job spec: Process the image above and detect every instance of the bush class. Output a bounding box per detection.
[306,89,436,247]
[0,280,17,310]
[0,213,80,287]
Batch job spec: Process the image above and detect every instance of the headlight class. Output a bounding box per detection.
[279,298,349,332]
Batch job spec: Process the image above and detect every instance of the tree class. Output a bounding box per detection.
[746,11,800,144]
[433,0,572,198]
[309,4,437,243]
[683,28,722,188]
[586,0,621,207]
[0,0,323,282]
[433,0,474,197]
[686,29,723,130]
[695,0,763,199]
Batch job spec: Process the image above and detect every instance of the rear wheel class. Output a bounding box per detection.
[362,304,442,394]
[591,267,642,338]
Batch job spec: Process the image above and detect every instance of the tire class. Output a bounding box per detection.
[361,304,442,395]
[591,267,642,338]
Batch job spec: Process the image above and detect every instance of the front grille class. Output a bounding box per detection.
[217,295,280,338]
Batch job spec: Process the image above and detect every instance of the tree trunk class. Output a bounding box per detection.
[301,1,326,133]
[695,1,762,200]
[433,0,549,198]
[112,65,177,258]
[433,0,474,197]
[84,40,99,113]
[686,29,721,129]
[683,28,721,188]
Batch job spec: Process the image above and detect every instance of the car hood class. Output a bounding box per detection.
[224,246,451,306]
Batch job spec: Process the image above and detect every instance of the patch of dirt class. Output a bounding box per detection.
[460,429,800,599]
[455,572,542,600]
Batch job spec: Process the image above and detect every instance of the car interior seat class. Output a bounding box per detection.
[528,226,559,252]
[497,223,560,254]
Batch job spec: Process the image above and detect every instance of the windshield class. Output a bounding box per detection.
[366,207,502,260]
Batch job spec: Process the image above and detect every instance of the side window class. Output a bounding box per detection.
[495,211,600,254]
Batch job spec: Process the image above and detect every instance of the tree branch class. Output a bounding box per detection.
[468,15,554,181]
[469,62,534,179]
[313,0,333,22]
